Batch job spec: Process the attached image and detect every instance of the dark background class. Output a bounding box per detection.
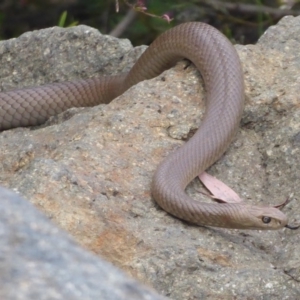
[0,0,300,45]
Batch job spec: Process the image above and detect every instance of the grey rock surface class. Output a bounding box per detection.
[0,187,166,300]
[0,25,144,91]
[0,17,300,299]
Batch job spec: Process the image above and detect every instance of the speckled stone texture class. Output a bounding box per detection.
[0,187,166,300]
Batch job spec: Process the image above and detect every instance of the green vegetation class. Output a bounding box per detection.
[0,0,299,44]
[57,11,78,28]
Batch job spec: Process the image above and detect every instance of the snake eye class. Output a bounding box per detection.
[262,216,271,224]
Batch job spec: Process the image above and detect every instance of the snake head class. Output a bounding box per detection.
[240,205,288,230]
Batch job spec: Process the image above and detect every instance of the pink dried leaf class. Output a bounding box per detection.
[198,172,243,204]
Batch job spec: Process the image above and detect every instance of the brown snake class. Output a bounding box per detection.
[0,22,295,229]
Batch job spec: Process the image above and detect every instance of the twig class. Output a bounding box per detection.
[116,0,173,22]
[109,9,137,37]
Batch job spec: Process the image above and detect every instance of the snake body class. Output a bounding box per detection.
[0,22,290,229]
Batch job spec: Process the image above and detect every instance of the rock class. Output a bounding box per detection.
[0,187,166,300]
[0,25,144,91]
[0,17,300,299]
